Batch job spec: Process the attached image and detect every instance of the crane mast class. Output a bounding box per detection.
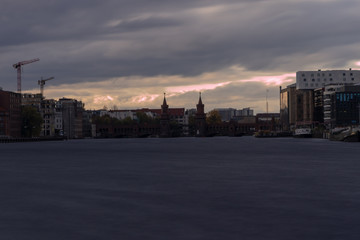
[13,58,40,93]
[38,77,54,96]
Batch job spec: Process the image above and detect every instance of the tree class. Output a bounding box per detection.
[206,110,222,125]
[135,112,159,124]
[121,116,135,125]
[21,106,43,138]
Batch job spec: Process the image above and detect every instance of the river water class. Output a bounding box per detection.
[1,137,360,240]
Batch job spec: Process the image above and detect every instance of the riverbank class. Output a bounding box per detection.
[0,137,65,143]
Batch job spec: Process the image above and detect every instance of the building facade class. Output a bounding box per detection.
[40,99,56,137]
[59,98,84,139]
[0,90,22,137]
[296,69,360,90]
[323,84,360,128]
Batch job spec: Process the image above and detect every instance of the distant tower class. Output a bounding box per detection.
[195,92,206,137]
[160,93,170,137]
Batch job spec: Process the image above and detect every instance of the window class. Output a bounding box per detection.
[343,78,346,81]
[352,78,354,81]
[312,79,315,82]
[303,79,307,82]
[311,74,314,77]
[350,73,353,76]
[329,73,332,76]
[330,78,333,81]
[301,74,305,77]
[317,78,320,82]
[324,78,326,82]
[322,73,325,77]
[317,73,320,77]
[343,73,346,76]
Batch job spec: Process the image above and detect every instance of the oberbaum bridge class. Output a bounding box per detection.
[96,94,272,138]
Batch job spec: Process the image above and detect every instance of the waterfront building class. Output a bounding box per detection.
[39,99,56,137]
[0,107,9,137]
[314,88,324,124]
[21,93,42,109]
[59,98,84,139]
[82,110,95,138]
[296,69,360,90]
[280,84,313,130]
[323,84,360,128]
[0,89,22,137]
[54,101,63,136]
[295,89,314,124]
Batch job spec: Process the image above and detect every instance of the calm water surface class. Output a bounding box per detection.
[0,137,360,240]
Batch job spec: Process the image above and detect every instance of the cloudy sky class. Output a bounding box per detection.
[1,0,360,112]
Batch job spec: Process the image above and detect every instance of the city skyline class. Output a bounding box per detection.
[2,1,360,112]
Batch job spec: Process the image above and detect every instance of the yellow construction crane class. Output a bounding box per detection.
[38,76,54,96]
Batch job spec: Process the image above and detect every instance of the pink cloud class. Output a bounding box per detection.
[240,73,295,85]
[166,82,232,95]
[131,94,159,103]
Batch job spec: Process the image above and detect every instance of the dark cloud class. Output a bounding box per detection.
[1,0,360,95]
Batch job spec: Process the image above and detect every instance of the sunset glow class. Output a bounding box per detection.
[240,73,296,86]
[166,82,232,95]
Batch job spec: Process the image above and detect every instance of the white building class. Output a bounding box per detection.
[296,69,360,90]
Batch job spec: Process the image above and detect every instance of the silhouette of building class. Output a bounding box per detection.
[0,89,22,137]
[160,94,170,137]
[0,106,9,137]
[195,93,206,137]
[59,98,84,139]
[40,99,56,137]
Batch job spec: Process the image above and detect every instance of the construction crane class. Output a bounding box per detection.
[13,58,40,93]
[38,76,54,96]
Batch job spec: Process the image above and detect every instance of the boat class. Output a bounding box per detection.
[330,127,360,142]
[293,128,312,138]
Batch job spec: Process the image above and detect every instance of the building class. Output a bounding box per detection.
[82,110,95,138]
[323,84,360,128]
[54,101,63,136]
[195,93,206,137]
[0,89,22,137]
[214,108,236,122]
[0,107,9,137]
[296,69,360,90]
[256,113,280,131]
[294,89,314,124]
[236,108,254,117]
[280,84,299,130]
[40,99,56,137]
[160,94,170,137]
[21,93,43,109]
[314,88,324,124]
[59,98,84,139]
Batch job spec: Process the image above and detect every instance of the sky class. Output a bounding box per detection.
[1,0,360,112]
